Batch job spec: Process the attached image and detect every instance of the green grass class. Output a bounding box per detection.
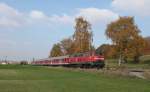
[0,65,150,92]
[105,59,150,69]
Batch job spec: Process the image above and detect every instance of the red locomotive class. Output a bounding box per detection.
[32,52,105,69]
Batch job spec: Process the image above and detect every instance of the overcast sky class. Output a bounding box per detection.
[0,0,150,60]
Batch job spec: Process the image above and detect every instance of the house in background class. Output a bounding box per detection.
[0,61,8,65]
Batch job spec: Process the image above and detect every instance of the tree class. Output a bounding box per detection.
[49,43,63,57]
[73,17,93,53]
[127,35,147,63]
[60,38,74,55]
[143,37,150,55]
[20,61,28,65]
[96,44,116,59]
[49,17,94,57]
[105,16,146,65]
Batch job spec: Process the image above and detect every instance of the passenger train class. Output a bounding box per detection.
[32,53,105,69]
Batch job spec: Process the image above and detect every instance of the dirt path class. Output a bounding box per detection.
[129,70,146,79]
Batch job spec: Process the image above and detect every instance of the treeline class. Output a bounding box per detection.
[49,16,150,65]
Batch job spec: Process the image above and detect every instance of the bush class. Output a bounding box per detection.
[20,61,28,65]
[139,55,150,64]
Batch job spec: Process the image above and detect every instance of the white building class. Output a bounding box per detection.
[0,61,8,65]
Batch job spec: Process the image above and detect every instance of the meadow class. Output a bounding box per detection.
[0,65,150,92]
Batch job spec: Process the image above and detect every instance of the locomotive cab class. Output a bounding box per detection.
[92,56,105,69]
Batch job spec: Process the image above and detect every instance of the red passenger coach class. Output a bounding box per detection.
[32,53,105,69]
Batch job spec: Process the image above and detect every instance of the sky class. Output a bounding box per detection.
[0,0,150,61]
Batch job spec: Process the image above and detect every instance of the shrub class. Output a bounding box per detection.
[139,55,150,64]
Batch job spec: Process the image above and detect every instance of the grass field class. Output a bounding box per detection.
[0,65,150,92]
[105,59,150,69]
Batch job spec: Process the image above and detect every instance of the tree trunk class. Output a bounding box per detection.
[133,55,140,63]
[123,56,127,63]
[118,54,122,66]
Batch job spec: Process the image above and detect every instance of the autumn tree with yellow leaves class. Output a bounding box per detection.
[50,17,94,56]
[106,16,147,65]
[60,38,75,55]
[49,43,64,57]
[73,17,93,53]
